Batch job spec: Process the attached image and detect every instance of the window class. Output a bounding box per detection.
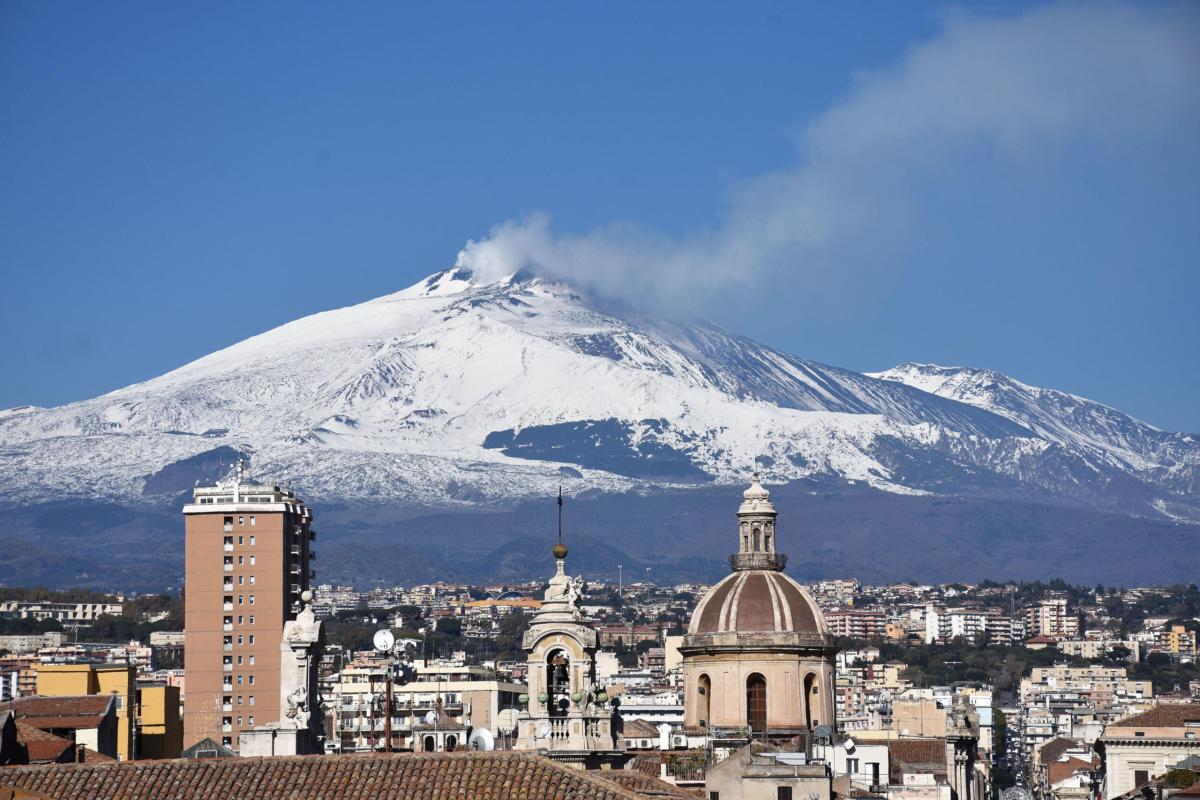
[238,555,244,565]
[223,536,233,547]
[238,535,244,544]
[870,763,880,786]
[249,695,255,705]
[248,655,255,665]
[1134,771,1149,787]
[224,595,233,605]
[238,596,243,605]
[237,615,244,624]
[238,516,244,526]
[847,758,859,774]
[237,715,243,726]
[249,635,255,645]
[709,793,720,800]
[747,674,767,732]
[237,676,243,685]
[237,655,243,664]
[249,555,256,565]
[249,535,255,546]
[237,635,243,645]
[250,575,256,585]
[238,576,244,585]
[237,696,243,705]
[249,595,255,605]
[249,675,255,685]
[249,615,255,625]
[250,515,256,525]
[777,790,793,800]
[248,715,254,726]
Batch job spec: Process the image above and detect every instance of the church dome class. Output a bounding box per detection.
[688,569,827,636]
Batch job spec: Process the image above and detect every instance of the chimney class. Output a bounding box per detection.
[76,744,86,762]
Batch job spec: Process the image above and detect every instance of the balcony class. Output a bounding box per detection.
[290,545,301,557]
[223,644,233,652]
[223,623,233,632]
[223,564,233,573]
[223,683,233,692]
[223,581,234,591]
[223,602,233,611]
[224,543,234,552]
[290,564,302,575]
[224,524,233,532]
[222,703,233,712]
[222,723,232,733]
[223,663,233,673]
[290,584,301,594]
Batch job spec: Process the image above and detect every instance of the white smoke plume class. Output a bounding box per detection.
[455,2,1199,307]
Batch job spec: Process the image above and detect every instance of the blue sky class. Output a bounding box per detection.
[2,1,1198,430]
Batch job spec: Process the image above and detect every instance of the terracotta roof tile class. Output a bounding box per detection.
[1106,704,1200,730]
[1038,737,1078,764]
[0,751,672,800]
[601,772,704,798]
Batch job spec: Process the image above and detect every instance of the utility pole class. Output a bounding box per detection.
[384,666,392,753]
[618,565,623,598]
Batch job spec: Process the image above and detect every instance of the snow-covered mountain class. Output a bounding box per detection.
[1,268,1197,525]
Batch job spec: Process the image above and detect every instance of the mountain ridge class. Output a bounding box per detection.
[1,267,1197,526]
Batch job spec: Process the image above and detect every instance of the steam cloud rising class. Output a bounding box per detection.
[455,2,1199,307]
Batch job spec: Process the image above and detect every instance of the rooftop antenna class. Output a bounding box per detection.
[557,485,563,548]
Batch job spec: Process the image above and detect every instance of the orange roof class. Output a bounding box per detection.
[1106,703,1200,730]
[464,598,542,609]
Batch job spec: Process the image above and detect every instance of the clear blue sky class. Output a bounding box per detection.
[2,2,1198,430]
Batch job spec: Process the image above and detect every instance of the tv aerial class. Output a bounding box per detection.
[468,728,495,751]
[372,629,395,653]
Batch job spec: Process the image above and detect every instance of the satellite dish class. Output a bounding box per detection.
[537,721,552,739]
[468,728,495,751]
[496,709,518,734]
[373,629,395,653]
[844,736,857,752]
[424,710,439,725]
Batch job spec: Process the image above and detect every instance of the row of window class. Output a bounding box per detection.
[224,614,256,625]
[223,634,256,646]
[223,654,257,665]
[222,694,255,705]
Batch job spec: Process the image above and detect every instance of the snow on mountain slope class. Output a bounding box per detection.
[871,363,1200,476]
[1,269,1196,523]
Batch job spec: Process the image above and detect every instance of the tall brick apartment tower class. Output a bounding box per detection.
[183,462,315,751]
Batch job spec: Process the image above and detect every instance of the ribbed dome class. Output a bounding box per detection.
[688,570,827,636]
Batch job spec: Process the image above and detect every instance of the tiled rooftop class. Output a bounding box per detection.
[0,751,680,800]
[1105,703,1200,730]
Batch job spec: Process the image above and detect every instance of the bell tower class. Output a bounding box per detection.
[732,471,785,571]
[514,493,627,770]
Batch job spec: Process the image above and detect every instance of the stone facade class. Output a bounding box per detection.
[514,546,625,769]
[681,475,838,740]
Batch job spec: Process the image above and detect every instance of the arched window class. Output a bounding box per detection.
[746,673,767,733]
[423,735,435,752]
[445,735,457,752]
[752,527,761,552]
[547,649,570,717]
[804,673,818,729]
[764,530,771,551]
[697,673,711,728]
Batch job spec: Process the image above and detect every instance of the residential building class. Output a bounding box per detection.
[182,464,316,751]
